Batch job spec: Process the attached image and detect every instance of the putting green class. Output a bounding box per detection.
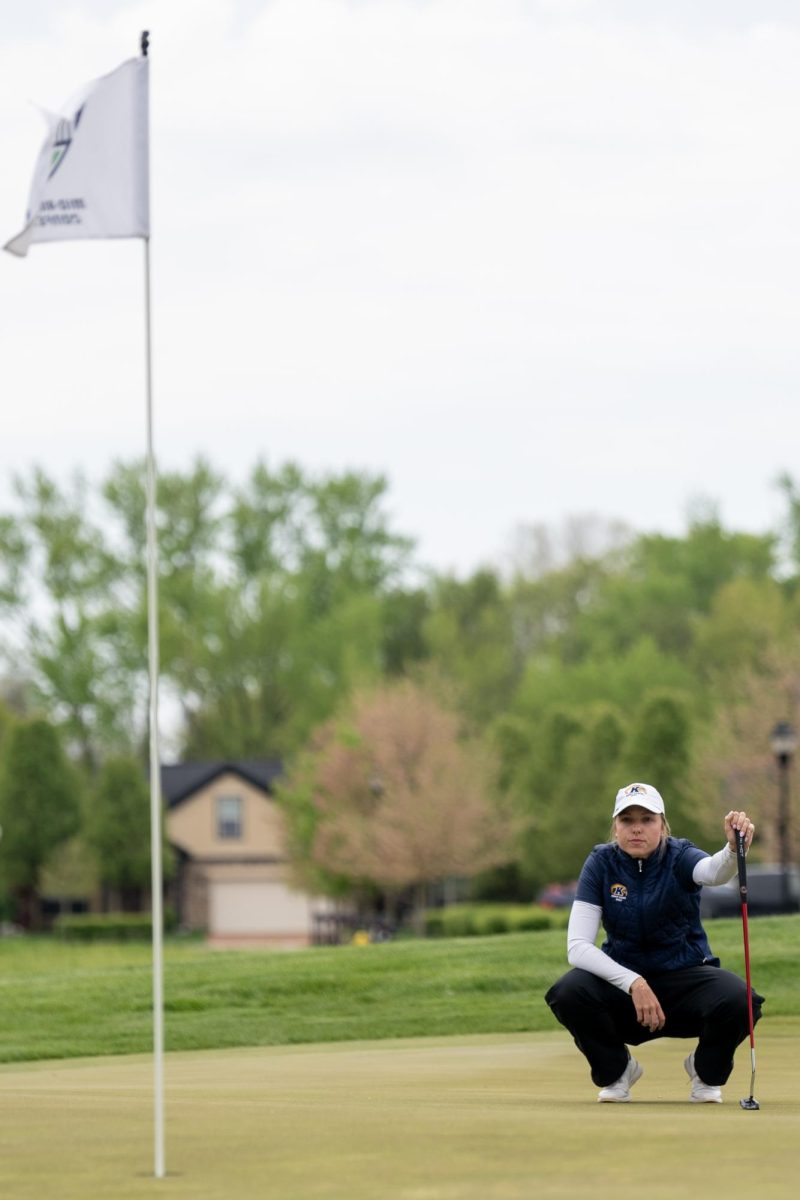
[1,1026,798,1199]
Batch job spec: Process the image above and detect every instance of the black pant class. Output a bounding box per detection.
[545,965,764,1088]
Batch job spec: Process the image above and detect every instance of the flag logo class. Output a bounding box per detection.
[48,105,85,179]
[4,56,149,257]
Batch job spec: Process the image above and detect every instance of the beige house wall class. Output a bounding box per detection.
[166,770,328,945]
[168,772,288,860]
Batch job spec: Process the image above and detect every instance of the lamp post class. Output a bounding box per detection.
[770,721,797,913]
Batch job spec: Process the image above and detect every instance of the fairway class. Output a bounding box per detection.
[1,1026,799,1200]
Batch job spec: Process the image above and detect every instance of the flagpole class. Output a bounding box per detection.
[5,28,163,1175]
[140,29,166,1181]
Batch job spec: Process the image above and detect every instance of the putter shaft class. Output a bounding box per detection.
[736,830,760,1111]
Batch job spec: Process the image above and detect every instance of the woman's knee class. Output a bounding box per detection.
[545,968,609,1018]
[545,971,571,1011]
[711,971,764,1026]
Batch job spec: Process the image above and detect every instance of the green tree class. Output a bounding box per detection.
[380,587,431,676]
[117,459,413,758]
[6,470,129,767]
[0,698,15,753]
[620,691,708,845]
[229,462,412,603]
[180,582,384,759]
[0,718,81,928]
[535,510,776,668]
[634,510,775,613]
[526,705,626,886]
[692,643,800,865]
[493,707,583,895]
[506,555,611,665]
[692,578,790,689]
[774,473,800,574]
[1,458,416,765]
[513,636,695,723]
[0,513,27,610]
[502,705,629,893]
[85,755,162,911]
[423,570,520,723]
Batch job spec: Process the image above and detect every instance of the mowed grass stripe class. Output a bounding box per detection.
[0,916,797,1063]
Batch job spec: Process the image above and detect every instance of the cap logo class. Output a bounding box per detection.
[624,784,645,796]
[610,883,628,902]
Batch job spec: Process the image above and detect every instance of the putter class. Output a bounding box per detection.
[736,829,760,1110]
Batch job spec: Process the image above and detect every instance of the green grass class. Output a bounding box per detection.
[1,914,798,1064]
[1,921,799,1199]
[1,1031,799,1200]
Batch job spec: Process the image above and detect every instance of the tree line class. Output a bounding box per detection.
[1,460,799,926]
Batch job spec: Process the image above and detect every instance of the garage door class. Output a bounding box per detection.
[209,881,313,936]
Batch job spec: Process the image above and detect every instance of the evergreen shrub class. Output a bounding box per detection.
[54,910,177,941]
[423,904,569,938]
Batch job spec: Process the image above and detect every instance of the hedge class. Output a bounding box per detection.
[423,904,571,938]
[54,910,177,941]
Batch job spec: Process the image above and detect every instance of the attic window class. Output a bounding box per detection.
[216,794,243,840]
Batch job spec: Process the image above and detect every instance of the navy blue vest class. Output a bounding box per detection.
[575,838,717,975]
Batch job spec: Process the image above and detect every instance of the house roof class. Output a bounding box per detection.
[161,760,284,808]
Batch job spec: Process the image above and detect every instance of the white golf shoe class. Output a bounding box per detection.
[597,1056,643,1103]
[684,1052,722,1103]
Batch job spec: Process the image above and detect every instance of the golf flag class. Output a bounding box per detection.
[4,55,149,257]
[5,37,166,1178]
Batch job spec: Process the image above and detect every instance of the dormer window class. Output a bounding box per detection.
[216,794,243,840]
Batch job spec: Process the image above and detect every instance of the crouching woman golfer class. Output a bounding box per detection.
[545,783,764,1103]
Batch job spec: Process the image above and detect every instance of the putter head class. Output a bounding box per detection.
[740,1096,760,1110]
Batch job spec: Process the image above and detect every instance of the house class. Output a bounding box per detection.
[163,760,330,947]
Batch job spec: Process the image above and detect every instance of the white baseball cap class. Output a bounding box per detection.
[613,782,665,818]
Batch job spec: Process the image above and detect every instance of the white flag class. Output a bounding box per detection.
[4,56,149,257]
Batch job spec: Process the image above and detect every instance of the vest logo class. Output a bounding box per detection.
[610,883,628,902]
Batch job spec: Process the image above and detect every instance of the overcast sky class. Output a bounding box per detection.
[2,0,800,577]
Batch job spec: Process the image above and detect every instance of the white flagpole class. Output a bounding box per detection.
[140,29,166,1181]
